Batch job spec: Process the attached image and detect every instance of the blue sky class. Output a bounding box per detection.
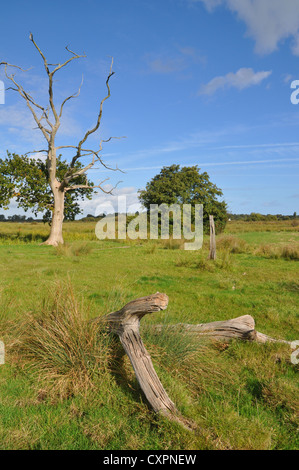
[0,0,299,216]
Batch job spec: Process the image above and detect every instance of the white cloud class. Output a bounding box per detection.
[199,67,272,95]
[197,0,299,55]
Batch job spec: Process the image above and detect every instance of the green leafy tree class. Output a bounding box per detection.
[138,164,227,233]
[0,152,94,223]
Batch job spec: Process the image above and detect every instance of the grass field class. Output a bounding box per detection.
[0,220,298,450]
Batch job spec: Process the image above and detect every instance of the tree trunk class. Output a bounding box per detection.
[43,185,65,246]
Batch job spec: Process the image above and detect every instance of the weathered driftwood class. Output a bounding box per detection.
[93,292,291,429]
[155,315,292,345]
[103,293,194,429]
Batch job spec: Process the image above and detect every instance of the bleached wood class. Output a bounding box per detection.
[102,293,194,429]
[209,214,216,260]
[154,316,292,345]
[92,293,292,429]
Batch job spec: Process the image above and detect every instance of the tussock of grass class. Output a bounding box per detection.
[55,242,93,257]
[161,237,185,250]
[217,235,249,254]
[175,252,214,270]
[175,248,234,271]
[255,243,299,260]
[10,283,114,399]
[280,244,299,260]
[216,249,234,270]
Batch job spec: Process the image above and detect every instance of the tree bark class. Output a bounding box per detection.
[43,184,65,246]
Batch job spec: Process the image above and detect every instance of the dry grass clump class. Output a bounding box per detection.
[280,244,299,260]
[12,283,114,398]
[255,243,299,260]
[161,237,185,250]
[175,247,234,271]
[55,242,93,257]
[217,235,249,254]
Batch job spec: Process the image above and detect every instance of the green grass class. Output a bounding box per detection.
[0,220,298,449]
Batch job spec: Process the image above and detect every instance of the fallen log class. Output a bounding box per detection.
[92,292,292,429]
[154,316,292,345]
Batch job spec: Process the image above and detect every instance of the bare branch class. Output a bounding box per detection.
[51,46,86,75]
[59,137,125,189]
[65,178,111,192]
[29,33,50,75]
[0,62,32,73]
[23,149,48,156]
[76,58,114,154]
[29,33,85,130]
[0,63,51,141]
[59,74,84,118]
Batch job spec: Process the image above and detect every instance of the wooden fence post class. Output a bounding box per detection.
[209,214,216,260]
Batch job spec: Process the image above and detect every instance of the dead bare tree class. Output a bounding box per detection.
[0,34,120,246]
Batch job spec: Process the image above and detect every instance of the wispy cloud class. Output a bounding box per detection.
[144,45,204,75]
[194,0,299,55]
[211,142,299,150]
[199,67,272,95]
[122,157,299,172]
[0,101,83,154]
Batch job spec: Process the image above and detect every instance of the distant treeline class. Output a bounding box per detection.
[0,214,43,222]
[228,212,298,221]
[0,211,297,223]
